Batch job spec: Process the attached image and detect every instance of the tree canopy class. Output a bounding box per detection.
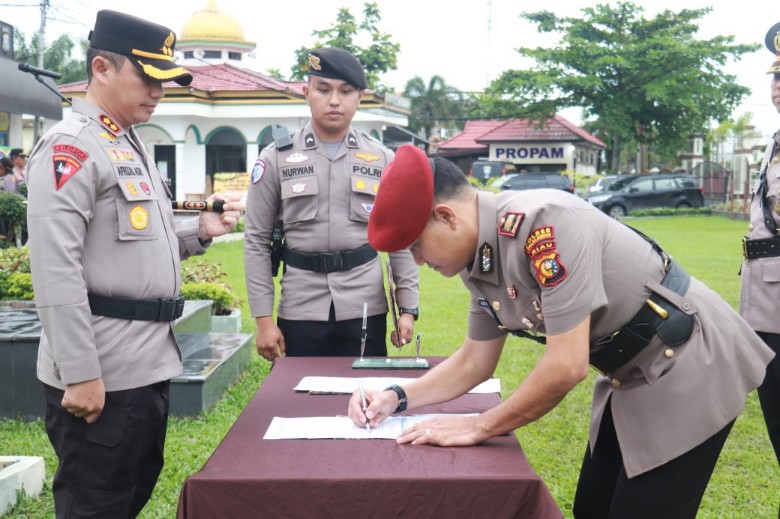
[289,2,399,91]
[14,30,87,85]
[474,2,758,169]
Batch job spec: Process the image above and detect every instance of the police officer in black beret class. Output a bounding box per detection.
[244,48,419,360]
[26,9,241,518]
[741,20,780,518]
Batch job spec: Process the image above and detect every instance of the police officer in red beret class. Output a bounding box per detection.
[350,144,774,518]
[26,9,242,517]
[740,20,780,517]
[244,48,419,360]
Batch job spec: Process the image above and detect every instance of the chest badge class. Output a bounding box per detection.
[507,285,517,299]
[356,152,379,162]
[492,301,501,311]
[291,183,307,194]
[286,153,308,164]
[129,205,149,230]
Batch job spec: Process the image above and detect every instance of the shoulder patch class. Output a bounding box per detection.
[251,158,266,184]
[532,251,567,287]
[52,144,88,190]
[498,211,524,238]
[524,226,555,257]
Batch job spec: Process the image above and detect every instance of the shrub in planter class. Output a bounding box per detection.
[5,272,34,300]
[179,282,240,316]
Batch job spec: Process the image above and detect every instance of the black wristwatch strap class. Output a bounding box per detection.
[385,384,408,413]
[398,307,419,321]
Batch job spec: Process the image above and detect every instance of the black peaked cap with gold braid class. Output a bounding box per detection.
[89,10,192,86]
[765,21,780,74]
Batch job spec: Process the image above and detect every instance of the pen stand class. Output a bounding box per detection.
[351,357,429,369]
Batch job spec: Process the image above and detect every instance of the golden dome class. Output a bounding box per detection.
[180,0,247,43]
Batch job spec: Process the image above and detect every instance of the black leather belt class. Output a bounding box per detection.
[88,293,185,321]
[742,236,780,260]
[589,260,693,374]
[282,244,377,273]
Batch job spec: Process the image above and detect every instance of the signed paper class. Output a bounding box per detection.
[263,414,478,440]
[293,376,501,395]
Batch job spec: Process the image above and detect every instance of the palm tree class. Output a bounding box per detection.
[403,75,464,142]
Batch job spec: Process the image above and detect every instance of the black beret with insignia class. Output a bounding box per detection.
[307,47,368,89]
[765,21,780,74]
[89,10,192,86]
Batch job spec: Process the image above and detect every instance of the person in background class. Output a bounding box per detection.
[351,144,773,518]
[9,148,27,186]
[1,156,18,194]
[244,47,419,360]
[26,10,242,517]
[739,20,780,518]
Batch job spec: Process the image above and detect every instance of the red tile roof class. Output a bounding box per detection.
[437,120,504,150]
[60,63,305,97]
[438,115,604,151]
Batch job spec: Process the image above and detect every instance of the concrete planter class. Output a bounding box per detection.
[211,308,242,333]
[0,456,45,516]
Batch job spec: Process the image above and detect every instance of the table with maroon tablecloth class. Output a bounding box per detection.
[176,357,563,519]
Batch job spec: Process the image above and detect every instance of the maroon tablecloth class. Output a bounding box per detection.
[177,357,563,519]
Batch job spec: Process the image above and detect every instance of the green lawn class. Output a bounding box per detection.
[2,215,778,518]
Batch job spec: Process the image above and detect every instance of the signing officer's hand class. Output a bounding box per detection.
[348,387,396,429]
[396,414,487,447]
[198,192,244,240]
[391,313,415,347]
[62,377,106,423]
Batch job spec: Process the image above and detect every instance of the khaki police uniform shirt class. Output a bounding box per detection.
[244,121,418,322]
[740,131,780,333]
[27,98,207,392]
[461,189,773,477]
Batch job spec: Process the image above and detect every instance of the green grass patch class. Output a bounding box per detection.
[2,216,777,518]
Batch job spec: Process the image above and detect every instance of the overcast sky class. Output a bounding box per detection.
[3,0,778,139]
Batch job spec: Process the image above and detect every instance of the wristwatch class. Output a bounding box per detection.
[398,307,419,321]
[384,384,408,413]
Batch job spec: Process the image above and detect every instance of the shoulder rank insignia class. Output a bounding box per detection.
[498,211,524,238]
[99,114,120,134]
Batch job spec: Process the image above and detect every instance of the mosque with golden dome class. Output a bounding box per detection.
[59,0,409,200]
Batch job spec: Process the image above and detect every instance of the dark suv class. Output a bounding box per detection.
[586,174,703,218]
[492,172,575,194]
[469,160,517,181]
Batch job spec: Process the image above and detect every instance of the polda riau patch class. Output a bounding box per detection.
[498,211,524,237]
[532,251,567,287]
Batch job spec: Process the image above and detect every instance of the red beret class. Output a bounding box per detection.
[368,144,433,252]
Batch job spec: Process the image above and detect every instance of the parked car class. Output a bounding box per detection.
[469,160,517,181]
[586,174,703,218]
[492,172,575,194]
[585,174,621,195]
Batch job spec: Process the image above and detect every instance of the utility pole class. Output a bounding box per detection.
[33,0,49,144]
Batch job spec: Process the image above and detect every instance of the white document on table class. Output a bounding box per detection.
[263,413,478,440]
[293,376,500,395]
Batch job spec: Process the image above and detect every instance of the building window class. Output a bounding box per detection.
[228,52,242,61]
[203,50,221,59]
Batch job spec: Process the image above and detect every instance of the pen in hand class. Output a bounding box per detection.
[359,381,371,433]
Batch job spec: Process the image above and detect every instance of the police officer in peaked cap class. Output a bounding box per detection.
[26,9,241,517]
[740,20,780,518]
[244,47,419,360]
